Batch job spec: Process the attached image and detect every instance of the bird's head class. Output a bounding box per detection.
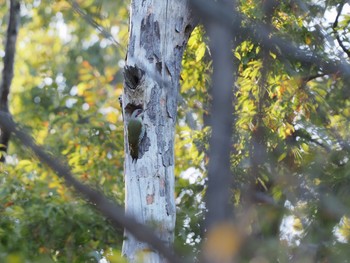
[131,108,143,118]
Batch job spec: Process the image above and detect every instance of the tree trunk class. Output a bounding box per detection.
[121,1,195,262]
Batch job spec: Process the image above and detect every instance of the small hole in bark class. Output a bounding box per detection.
[156,62,162,74]
[125,103,143,118]
[124,65,145,90]
[184,24,192,35]
[133,75,139,85]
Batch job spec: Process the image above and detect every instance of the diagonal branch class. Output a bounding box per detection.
[0,112,183,263]
[68,0,120,47]
[0,0,20,162]
[332,2,350,58]
[189,0,350,77]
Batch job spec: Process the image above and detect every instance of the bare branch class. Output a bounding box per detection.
[332,2,350,58]
[0,112,183,263]
[189,0,350,77]
[68,0,120,47]
[0,0,20,162]
[302,73,328,83]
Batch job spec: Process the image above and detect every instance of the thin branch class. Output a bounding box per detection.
[68,0,120,47]
[302,73,328,83]
[332,2,350,58]
[0,0,20,162]
[330,126,350,154]
[293,129,331,152]
[0,112,183,263]
[189,0,350,78]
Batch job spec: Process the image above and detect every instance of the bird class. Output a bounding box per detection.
[127,109,145,163]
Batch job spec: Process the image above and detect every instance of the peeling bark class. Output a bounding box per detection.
[122,1,195,262]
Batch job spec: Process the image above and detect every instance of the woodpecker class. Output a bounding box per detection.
[127,109,145,163]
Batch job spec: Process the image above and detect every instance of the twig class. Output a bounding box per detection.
[0,112,183,263]
[302,73,328,83]
[68,0,120,47]
[0,0,20,162]
[332,2,350,58]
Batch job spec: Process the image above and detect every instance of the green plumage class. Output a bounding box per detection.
[128,109,144,163]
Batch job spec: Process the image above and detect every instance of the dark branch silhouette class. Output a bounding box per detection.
[332,1,350,58]
[0,2,181,261]
[68,0,120,47]
[0,0,20,162]
[0,112,183,263]
[190,0,350,77]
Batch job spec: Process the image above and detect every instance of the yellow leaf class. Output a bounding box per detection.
[48,181,60,189]
[57,185,67,199]
[195,42,206,62]
[204,222,242,263]
[17,160,33,167]
[106,112,118,123]
[39,246,49,254]
[305,36,312,45]
[278,152,287,162]
[255,46,261,54]
[234,51,241,61]
[284,123,295,137]
[338,216,350,241]
[106,251,128,263]
[5,254,22,263]
[269,51,276,59]
[314,178,321,186]
[77,83,88,96]
[293,218,303,231]
[52,1,71,11]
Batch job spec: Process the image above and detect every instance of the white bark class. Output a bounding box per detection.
[121,1,195,262]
